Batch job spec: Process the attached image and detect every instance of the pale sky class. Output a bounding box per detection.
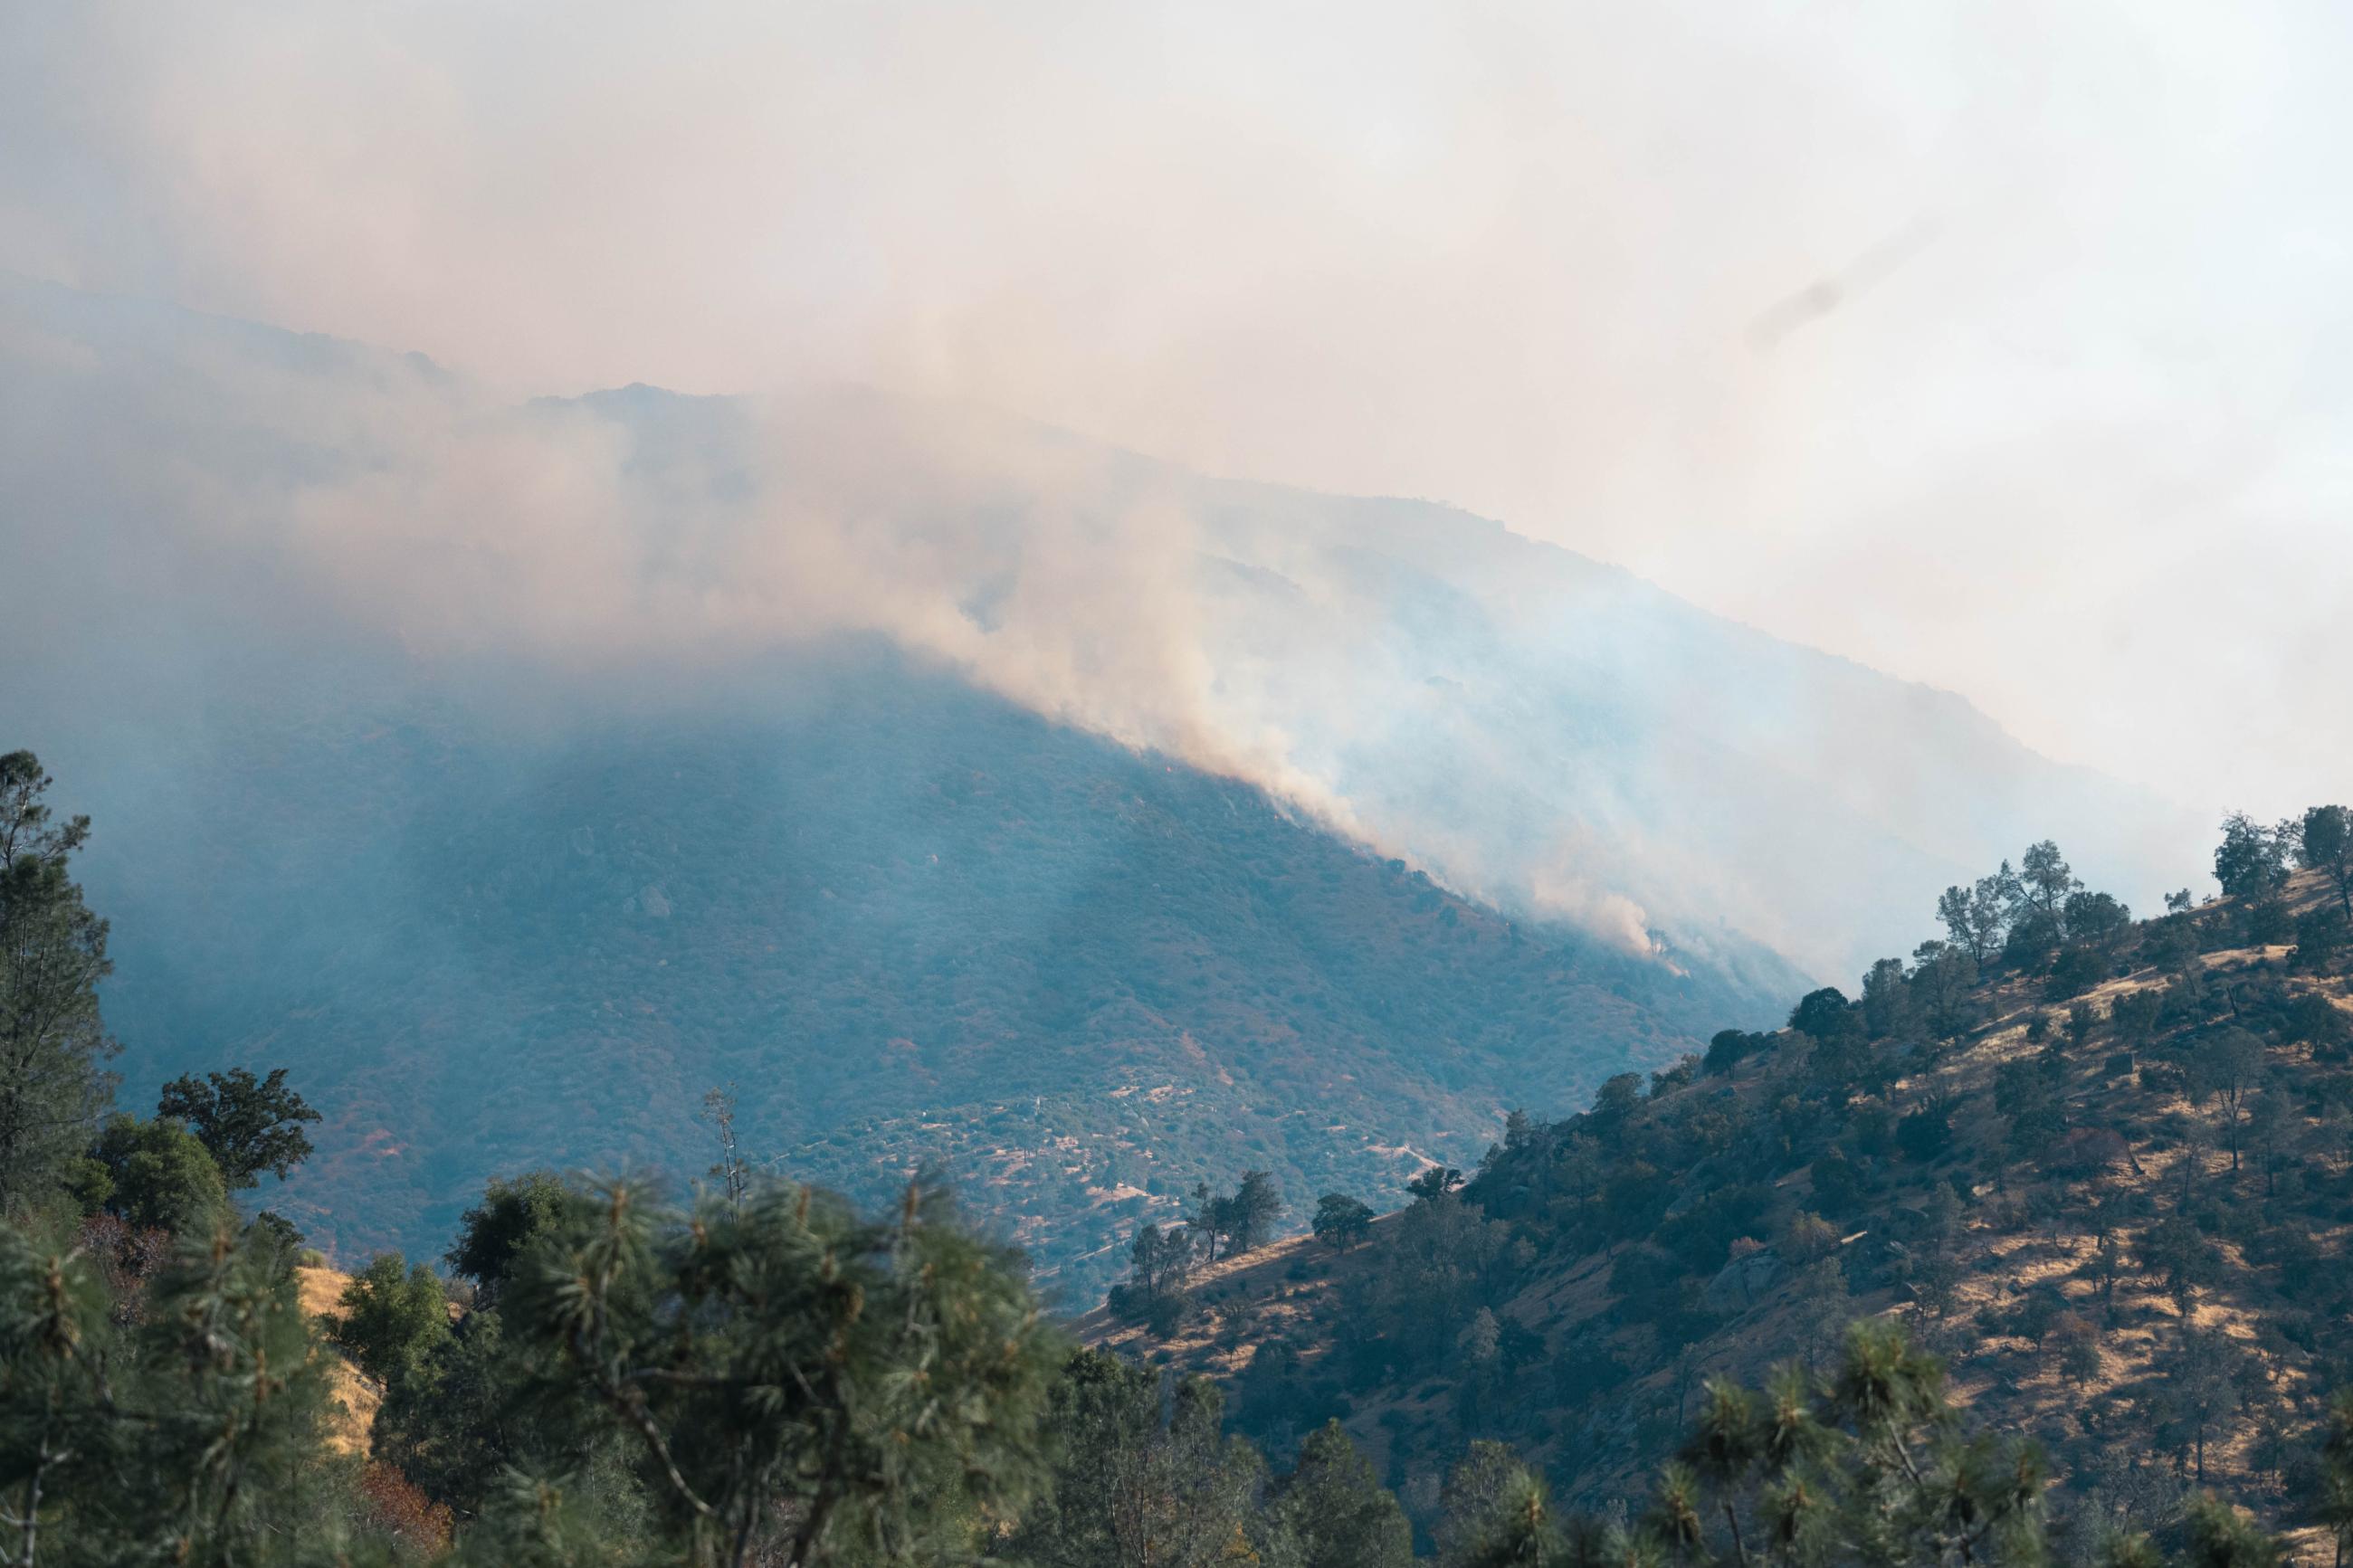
[4,1,2348,821]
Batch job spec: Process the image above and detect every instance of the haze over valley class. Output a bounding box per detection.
[1,271,2211,1288]
[3,6,2349,1563]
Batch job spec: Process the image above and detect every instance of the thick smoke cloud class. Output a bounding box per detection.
[0,278,2209,980]
[4,2,2348,822]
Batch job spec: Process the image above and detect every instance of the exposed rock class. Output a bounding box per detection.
[1702,1246,1784,1314]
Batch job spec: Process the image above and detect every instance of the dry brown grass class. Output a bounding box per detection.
[297,1265,378,1457]
[1080,883,2353,1548]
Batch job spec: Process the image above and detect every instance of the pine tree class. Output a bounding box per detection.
[1435,1321,2090,1568]
[1011,1348,1265,1568]
[499,1174,1062,1567]
[0,755,115,1212]
[1267,1420,1413,1568]
[0,1217,370,1565]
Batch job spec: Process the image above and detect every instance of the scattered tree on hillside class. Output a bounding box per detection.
[1938,875,2011,965]
[1704,1028,1770,1077]
[1589,1072,1647,1140]
[1409,1164,1466,1203]
[1312,1193,1375,1250]
[1229,1169,1284,1253]
[2191,1027,2267,1174]
[1911,942,1980,1039]
[1182,1170,1286,1264]
[2113,988,2164,1050]
[2301,804,2353,917]
[1190,1179,1229,1261]
[2215,813,2291,900]
[2067,889,2135,949]
[1129,1221,1194,1295]
[1789,987,1854,1040]
[1861,957,1912,1040]
[2022,839,2083,923]
[2155,1327,2258,1486]
[443,1168,572,1307]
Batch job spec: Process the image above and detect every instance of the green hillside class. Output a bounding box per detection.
[1085,822,2353,1552]
[9,737,2350,1566]
[56,651,1792,1299]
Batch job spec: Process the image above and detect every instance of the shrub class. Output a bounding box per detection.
[1897,1105,1955,1163]
[330,1253,452,1385]
[2047,946,2108,1000]
[1146,1290,1194,1339]
[2046,1126,2128,1178]
[90,1115,229,1237]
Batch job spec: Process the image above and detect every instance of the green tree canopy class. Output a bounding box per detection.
[2021,839,2082,919]
[155,1066,319,1190]
[1268,1419,1413,1568]
[1311,1193,1375,1250]
[1228,1168,1285,1253]
[1408,1164,1466,1202]
[1011,1348,1265,1568]
[501,1174,1063,1567]
[330,1251,453,1386]
[2215,813,2290,900]
[443,1168,573,1307]
[90,1112,228,1236]
[1433,1321,2108,1568]
[1788,986,1854,1040]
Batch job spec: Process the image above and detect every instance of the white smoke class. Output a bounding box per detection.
[0,277,2211,980]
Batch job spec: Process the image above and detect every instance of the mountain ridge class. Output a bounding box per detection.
[0,271,2210,1300]
[0,269,2206,982]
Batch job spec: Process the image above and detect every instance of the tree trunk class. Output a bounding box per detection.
[17,1465,40,1568]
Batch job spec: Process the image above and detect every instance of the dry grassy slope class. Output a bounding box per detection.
[296,1264,378,1457]
[1072,1212,1410,1370]
[1084,870,2353,1544]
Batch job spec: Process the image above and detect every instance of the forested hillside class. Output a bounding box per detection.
[5,271,2233,1302]
[1088,813,2353,1554]
[8,745,2351,1566]
[39,669,1785,1299]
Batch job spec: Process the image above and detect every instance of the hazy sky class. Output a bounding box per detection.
[4,1,2348,820]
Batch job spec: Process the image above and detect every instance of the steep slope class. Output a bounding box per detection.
[295,1265,380,1457]
[0,271,2204,986]
[43,647,1787,1298]
[1089,866,2353,1540]
[0,271,2205,1299]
